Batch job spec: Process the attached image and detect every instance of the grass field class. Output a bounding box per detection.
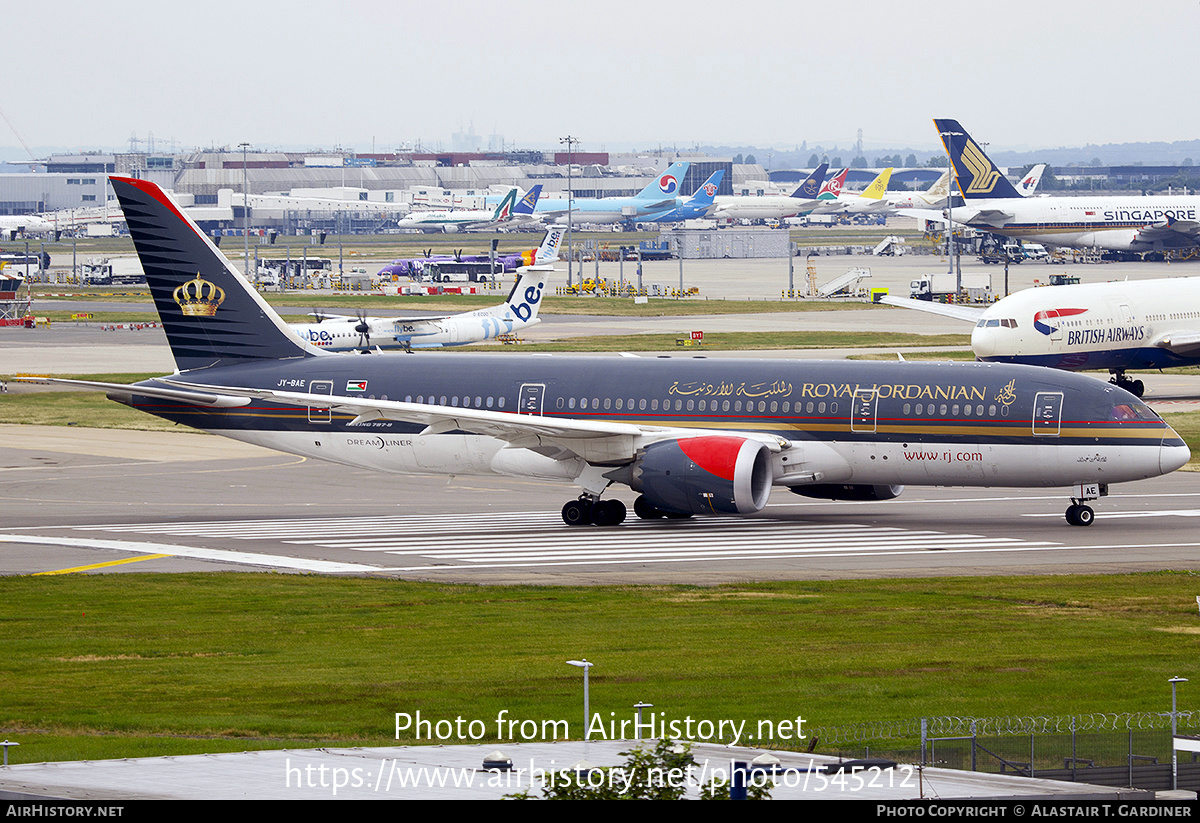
[1,573,1198,764]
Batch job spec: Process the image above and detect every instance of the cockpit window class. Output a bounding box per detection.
[1111,403,1160,422]
[976,318,1017,329]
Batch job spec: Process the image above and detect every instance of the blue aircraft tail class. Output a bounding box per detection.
[790,162,828,199]
[934,119,1023,200]
[687,170,724,206]
[109,176,314,372]
[514,184,543,216]
[635,161,690,199]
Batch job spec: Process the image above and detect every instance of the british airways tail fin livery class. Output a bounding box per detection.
[22,176,1188,529]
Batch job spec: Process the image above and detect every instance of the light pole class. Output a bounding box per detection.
[239,142,251,278]
[566,658,592,752]
[559,136,579,286]
[1170,676,1188,791]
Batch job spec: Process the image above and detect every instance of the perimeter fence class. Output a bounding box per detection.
[799,712,1200,792]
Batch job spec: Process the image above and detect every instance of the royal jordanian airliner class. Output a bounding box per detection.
[22,178,1190,528]
[937,119,1200,253]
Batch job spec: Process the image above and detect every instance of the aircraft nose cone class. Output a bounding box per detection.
[1161,427,1191,475]
[971,326,996,358]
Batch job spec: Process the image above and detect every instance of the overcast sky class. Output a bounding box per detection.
[4,0,1197,159]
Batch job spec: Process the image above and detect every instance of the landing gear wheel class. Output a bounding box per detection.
[1132,380,1145,398]
[1065,504,1095,527]
[591,499,627,527]
[634,495,665,520]
[562,499,593,527]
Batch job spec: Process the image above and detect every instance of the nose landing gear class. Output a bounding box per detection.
[1065,482,1105,526]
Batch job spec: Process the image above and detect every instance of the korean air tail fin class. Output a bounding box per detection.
[790,162,828,199]
[934,119,1023,200]
[514,184,543,216]
[635,161,690,199]
[109,176,316,372]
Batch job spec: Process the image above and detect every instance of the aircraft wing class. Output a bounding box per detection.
[1153,330,1200,357]
[1136,218,1200,245]
[161,380,788,463]
[12,377,254,407]
[878,296,986,323]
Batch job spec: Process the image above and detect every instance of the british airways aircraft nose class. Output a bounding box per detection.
[971,324,997,357]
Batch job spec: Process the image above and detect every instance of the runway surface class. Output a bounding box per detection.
[5,253,1200,582]
[3,425,1199,584]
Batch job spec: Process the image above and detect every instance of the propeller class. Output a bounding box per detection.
[454,248,463,262]
[355,310,371,350]
[423,248,433,259]
[311,308,327,324]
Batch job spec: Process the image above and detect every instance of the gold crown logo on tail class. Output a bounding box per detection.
[173,273,226,316]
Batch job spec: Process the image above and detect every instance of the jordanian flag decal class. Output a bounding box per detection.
[346,380,368,392]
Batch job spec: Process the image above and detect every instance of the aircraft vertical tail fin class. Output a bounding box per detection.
[514,184,543,216]
[108,176,316,372]
[818,168,848,199]
[1019,164,1047,196]
[533,226,564,264]
[687,171,724,206]
[790,162,829,199]
[491,188,519,220]
[860,168,893,200]
[934,119,1023,199]
[636,161,690,199]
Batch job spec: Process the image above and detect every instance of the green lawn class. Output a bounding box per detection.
[1,573,1198,764]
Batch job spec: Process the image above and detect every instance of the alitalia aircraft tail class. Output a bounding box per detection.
[109,176,316,372]
[935,119,1023,200]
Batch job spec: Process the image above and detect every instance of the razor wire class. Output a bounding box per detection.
[804,711,1200,747]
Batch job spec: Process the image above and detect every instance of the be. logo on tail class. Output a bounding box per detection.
[658,174,678,195]
[508,280,545,322]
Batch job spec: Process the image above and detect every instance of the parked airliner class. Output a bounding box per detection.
[938,119,1200,253]
[706,164,829,221]
[396,185,542,233]
[23,177,1189,529]
[292,228,562,350]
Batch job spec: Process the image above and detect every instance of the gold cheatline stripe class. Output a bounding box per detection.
[33,554,172,576]
[175,411,1171,441]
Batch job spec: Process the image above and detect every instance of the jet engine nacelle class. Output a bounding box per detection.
[630,436,772,515]
[790,484,905,501]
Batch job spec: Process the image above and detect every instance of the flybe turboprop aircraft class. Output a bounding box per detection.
[291,228,562,351]
[937,119,1200,253]
[25,177,1189,528]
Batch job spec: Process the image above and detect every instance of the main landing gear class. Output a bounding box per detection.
[1109,370,1144,398]
[562,495,627,527]
[1065,483,1105,527]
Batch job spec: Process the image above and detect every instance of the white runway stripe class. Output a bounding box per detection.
[67,513,1061,571]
